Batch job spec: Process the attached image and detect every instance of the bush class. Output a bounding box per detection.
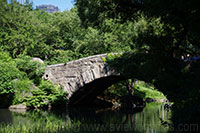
[0,51,13,62]
[0,56,23,94]
[0,52,67,108]
[15,56,46,85]
[12,79,33,105]
[20,80,67,108]
[104,81,128,97]
[38,80,68,108]
[0,52,24,107]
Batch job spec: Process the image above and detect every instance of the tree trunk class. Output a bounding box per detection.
[126,79,135,96]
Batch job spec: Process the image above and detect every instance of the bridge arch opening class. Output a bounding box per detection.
[69,75,125,106]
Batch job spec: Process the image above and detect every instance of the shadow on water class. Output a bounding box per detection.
[0,103,171,132]
[0,109,13,124]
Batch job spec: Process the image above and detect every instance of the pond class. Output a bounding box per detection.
[0,103,171,132]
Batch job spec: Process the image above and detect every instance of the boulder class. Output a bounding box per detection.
[9,104,27,109]
[31,57,44,64]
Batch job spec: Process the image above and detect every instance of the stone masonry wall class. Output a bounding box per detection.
[43,54,119,98]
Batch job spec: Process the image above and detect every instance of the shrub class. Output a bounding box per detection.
[0,57,23,94]
[20,80,67,108]
[12,79,33,105]
[15,56,46,85]
[0,52,24,107]
[0,51,13,62]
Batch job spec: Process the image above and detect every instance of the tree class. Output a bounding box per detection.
[0,1,52,59]
[75,0,200,126]
[75,0,145,27]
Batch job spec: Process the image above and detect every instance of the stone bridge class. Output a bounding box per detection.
[43,54,125,106]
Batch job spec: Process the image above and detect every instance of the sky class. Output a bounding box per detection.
[32,0,74,11]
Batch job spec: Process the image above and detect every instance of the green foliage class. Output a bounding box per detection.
[15,56,46,85]
[134,82,166,100]
[104,81,128,97]
[75,0,140,27]
[0,51,23,107]
[0,51,13,62]
[12,79,33,105]
[49,8,83,50]
[0,52,23,94]
[0,1,44,58]
[100,18,135,52]
[20,80,67,108]
[0,51,66,108]
[46,50,80,65]
[104,53,122,62]
[39,80,67,106]
[0,0,139,60]
[75,27,106,56]
[105,80,166,101]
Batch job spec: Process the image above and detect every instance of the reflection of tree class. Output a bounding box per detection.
[162,104,165,121]
[97,103,171,132]
[121,114,136,131]
[159,104,172,128]
[0,109,13,124]
[2,104,171,132]
[130,104,170,132]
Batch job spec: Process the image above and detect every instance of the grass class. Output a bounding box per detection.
[134,81,166,100]
[105,80,167,102]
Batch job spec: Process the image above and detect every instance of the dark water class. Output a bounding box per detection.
[0,103,171,132]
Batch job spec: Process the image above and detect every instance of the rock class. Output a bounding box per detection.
[159,99,169,103]
[9,104,27,109]
[145,98,169,103]
[9,108,27,113]
[31,57,44,64]
[145,98,156,103]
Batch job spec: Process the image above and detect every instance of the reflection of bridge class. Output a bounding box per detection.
[43,54,125,106]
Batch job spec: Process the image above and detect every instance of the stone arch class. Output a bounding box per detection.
[43,54,124,105]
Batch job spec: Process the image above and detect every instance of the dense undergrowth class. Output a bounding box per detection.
[0,51,67,108]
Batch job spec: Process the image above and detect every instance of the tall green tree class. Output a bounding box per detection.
[75,0,200,126]
[75,0,144,27]
[0,1,51,59]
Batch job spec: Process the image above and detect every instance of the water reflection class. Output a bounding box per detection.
[0,103,171,132]
[0,109,13,124]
